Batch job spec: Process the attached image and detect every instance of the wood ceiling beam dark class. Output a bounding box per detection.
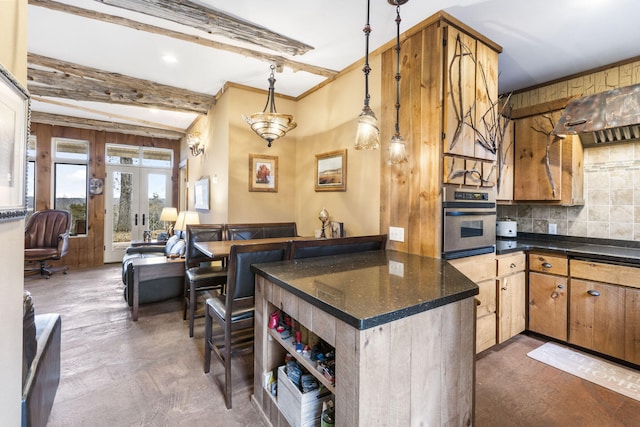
[31,111,185,140]
[28,53,213,115]
[29,0,337,78]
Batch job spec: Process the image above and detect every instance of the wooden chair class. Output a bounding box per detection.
[184,224,227,338]
[204,241,291,409]
[290,234,387,259]
[24,209,71,278]
[225,222,297,240]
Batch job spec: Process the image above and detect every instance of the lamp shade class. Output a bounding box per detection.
[174,211,200,231]
[159,207,178,222]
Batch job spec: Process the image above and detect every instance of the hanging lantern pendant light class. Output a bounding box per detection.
[388,0,409,164]
[243,64,297,147]
[355,0,380,150]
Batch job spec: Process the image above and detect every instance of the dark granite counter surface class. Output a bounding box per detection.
[496,232,640,264]
[252,250,478,330]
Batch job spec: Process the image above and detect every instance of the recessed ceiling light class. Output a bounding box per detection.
[162,55,177,63]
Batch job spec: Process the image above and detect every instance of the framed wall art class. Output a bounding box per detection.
[194,176,210,210]
[0,64,29,222]
[249,154,278,192]
[315,149,347,192]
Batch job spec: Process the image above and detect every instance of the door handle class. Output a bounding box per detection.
[134,214,138,226]
[142,214,146,226]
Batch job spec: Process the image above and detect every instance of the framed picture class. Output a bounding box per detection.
[0,64,29,222]
[194,177,210,210]
[249,154,278,192]
[315,149,347,192]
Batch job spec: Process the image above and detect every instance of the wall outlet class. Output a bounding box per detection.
[549,223,557,234]
[388,260,405,277]
[389,226,405,242]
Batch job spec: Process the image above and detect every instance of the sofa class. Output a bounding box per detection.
[22,291,61,427]
[121,234,186,307]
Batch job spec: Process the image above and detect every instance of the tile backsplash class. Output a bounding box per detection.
[498,142,640,241]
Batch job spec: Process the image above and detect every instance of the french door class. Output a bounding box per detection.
[104,165,173,263]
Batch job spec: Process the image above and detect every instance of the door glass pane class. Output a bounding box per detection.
[106,145,140,165]
[142,147,172,168]
[147,173,168,239]
[54,164,87,235]
[111,171,134,243]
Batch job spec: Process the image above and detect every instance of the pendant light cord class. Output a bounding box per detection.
[394,5,402,136]
[363,0,372,108]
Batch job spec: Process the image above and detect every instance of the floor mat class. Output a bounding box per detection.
[527,342,640,402]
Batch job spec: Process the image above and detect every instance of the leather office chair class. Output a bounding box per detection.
[24,210,71,278]
[204,241,290,409]
[184,224,227,338]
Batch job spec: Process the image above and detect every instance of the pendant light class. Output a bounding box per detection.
[388,0,409,165]
[243,65,297,147]
[355,0,380,150]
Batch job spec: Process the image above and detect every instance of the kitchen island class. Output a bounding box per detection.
[251,250,478,426]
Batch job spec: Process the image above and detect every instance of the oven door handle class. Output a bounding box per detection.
[445,211,496,216]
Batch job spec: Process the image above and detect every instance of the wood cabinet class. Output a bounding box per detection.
[448,253,496,353]
[512,111,584,205]
[380,12,501,257]
[527,252,568,341]
[496,252,526,343]
[569,259,640,363]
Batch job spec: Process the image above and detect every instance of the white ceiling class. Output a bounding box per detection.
[27,0,640,133]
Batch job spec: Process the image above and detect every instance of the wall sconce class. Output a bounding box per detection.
[187,131,204,156]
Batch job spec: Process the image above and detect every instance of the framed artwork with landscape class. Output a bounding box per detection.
[0,64,29,222]
[249,154,278,192]
[315,149,347,192]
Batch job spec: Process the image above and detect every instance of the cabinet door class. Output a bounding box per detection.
[528,272,567,341]
[569,279,625,359]
[514,112,562,201]
[625,287,640,365]
[498,271,526,343]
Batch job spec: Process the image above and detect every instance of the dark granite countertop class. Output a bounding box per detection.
[496,232,640,265]
[252,250,478,330]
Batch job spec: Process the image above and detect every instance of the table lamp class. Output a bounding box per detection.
[174,211,200,238]
[159,207,178,236]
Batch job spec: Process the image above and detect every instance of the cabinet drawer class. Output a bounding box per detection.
[497,252,526,276]
[570,259,640,289]
[528,253,567,276]
[449,253,496,283]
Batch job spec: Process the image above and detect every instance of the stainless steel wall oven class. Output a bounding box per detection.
[442,186,496,259]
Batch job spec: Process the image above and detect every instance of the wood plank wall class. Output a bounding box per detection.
[511,58,640,110]
[30,123,180,270]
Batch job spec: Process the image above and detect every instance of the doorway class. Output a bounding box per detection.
[103,145,174,263]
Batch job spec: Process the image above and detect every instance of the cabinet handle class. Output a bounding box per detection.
[501,287,507,291]
[557,284,564,289]
[542,262,552,268]
[510,263,516,269]
[587,290,600,297]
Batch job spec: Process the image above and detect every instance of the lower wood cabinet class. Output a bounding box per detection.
[569,278,625,360]
[496,252,526,344]
[528,272,568,341]
[625,288,640,365]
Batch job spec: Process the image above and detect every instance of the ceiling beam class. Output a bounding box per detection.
[95,0,313,56]
[28,53,213,115]
[31,111,185,140]
[29,0,337,78]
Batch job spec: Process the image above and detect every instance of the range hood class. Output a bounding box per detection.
[553,83,640,146]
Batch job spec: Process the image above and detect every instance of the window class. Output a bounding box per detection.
[53,138,88,236]
[26,136,36,221]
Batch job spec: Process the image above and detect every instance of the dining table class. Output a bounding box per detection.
[193,236,311,259]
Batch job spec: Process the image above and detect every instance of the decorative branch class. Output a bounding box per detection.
[448,34,475,151]
[530,114,562,198]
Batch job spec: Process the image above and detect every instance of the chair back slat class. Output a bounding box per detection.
[185,224,225,268]
[291,234,387,259]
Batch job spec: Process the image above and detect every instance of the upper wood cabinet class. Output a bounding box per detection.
[512,111,584,205]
